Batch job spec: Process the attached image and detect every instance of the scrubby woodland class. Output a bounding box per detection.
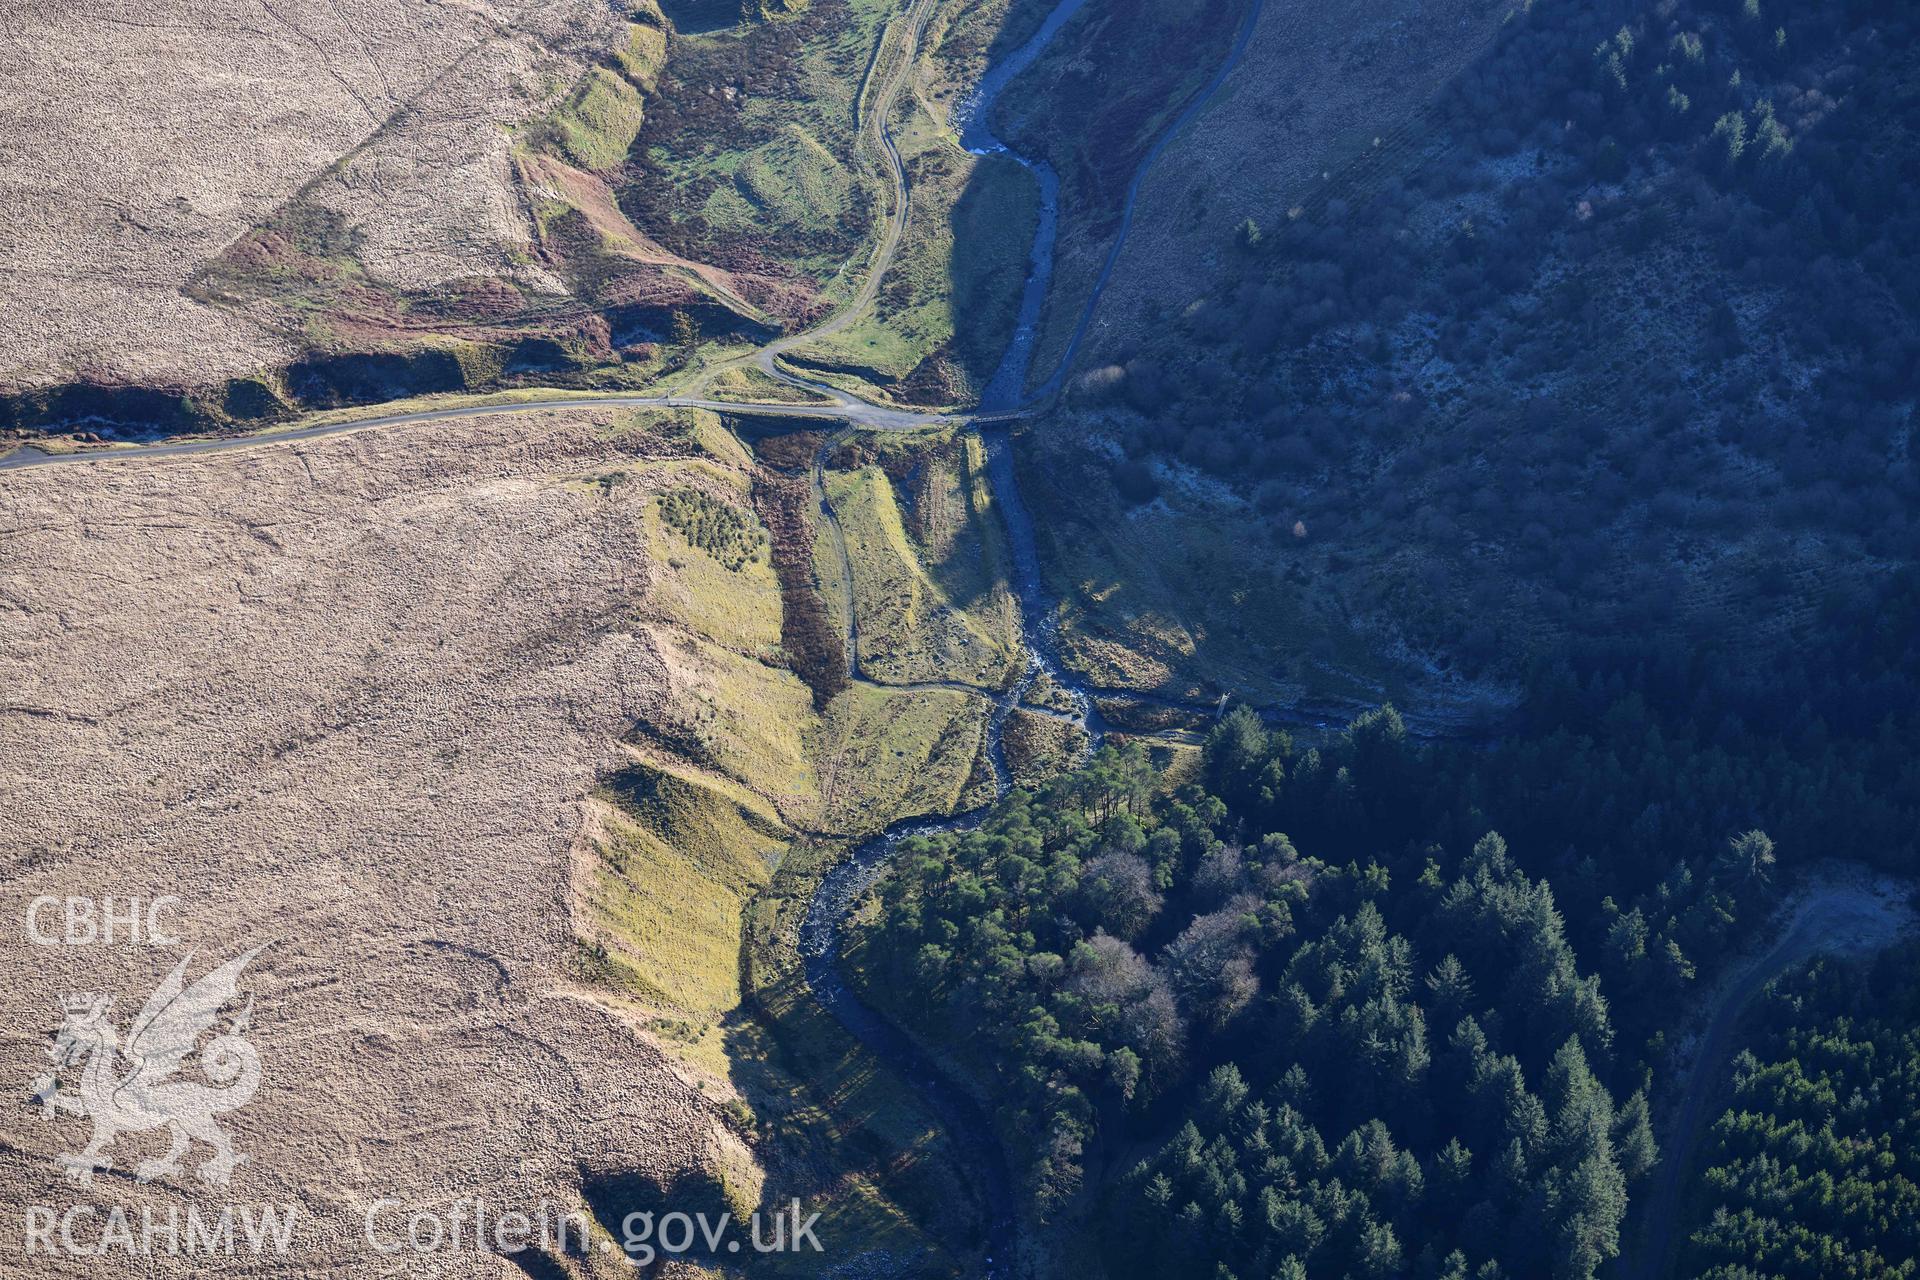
[660,485,769,569]
[8,0,1918,1274]
[626,0,881,295]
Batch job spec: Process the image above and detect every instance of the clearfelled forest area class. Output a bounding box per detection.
[986,26,1920,1269]
[1033,0,1920,718]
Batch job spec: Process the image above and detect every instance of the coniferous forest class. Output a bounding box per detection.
[857,688,1919,1278]
[1683,945,1920,1279]
[4,0,1919,1275]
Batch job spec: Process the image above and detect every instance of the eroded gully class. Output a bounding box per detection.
[793,0,1268,1274]
[0,1,1267,1269]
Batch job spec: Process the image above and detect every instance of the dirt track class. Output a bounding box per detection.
[1625,864,1919,1280]
[690,0,942,401]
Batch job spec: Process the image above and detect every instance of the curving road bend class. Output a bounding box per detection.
[8,7,1897,1279]
[0,6,1265,1275]
[690,0,941,399]
[0,0,947,478]
[1625,868,1918,1280]
[0,7,1063,1275]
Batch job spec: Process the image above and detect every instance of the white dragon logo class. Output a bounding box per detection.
[28,946,266,1188]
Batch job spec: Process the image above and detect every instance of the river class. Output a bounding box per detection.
[793,0,1268,1273]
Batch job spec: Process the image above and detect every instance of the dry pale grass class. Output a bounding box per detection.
[0,408,756,1275]
[290,2,624,302]
[0,0,620,393]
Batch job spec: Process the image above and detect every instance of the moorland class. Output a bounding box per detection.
[3,0,1917,1277]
